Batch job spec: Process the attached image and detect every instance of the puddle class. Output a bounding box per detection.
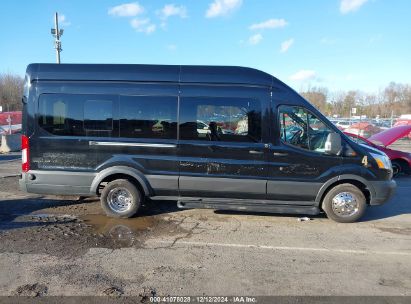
[82,214,158,233]
[0,211,191,256]
[80,214,161,248]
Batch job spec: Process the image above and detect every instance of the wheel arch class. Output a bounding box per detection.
[90,166,154,197]
[316,175,373,207]
[391,158,410,174]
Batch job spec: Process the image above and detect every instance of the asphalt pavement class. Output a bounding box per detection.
[0,159,410,297]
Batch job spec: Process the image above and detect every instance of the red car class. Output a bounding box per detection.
[344,125,411,177]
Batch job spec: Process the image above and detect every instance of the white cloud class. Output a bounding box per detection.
[249,18,287,30]
[340,0,368,14]
[159,4,187,20]
[58,14,71,26]
[290,70,317,81]
[248,33,263,45]
[108,2,144,17]
[130,18,156,34]
[205,0,242,18]
[280,38,294,53]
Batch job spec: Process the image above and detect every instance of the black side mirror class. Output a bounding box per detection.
[325,132,342,155]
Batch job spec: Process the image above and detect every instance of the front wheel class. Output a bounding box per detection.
[322,183,367,223]
[100,179,141,218]
[391,161,401,177]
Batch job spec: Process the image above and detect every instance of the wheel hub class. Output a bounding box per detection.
[107,187,133,213]
[331,192,359,217]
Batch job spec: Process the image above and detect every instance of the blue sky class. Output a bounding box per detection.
[0,0,410,92]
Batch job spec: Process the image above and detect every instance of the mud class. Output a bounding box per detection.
[0,211,190,257]
[0,178,191,257]
[13,283,48,297]
[0,180,195,257]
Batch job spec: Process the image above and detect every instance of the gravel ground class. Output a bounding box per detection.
[0,160,410,297]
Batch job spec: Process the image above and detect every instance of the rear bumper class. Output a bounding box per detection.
[369,179,396,205]
[19,170,96,196]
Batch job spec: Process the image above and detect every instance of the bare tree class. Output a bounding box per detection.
[0,72,24,111]
[300,87,331,114]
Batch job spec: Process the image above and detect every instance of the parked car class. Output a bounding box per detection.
[372,120,391,130]
[394,118,411,139]
[335,120,351,130]
[344,125,411,176]
[19,63,396,223]
[345,122,381,138]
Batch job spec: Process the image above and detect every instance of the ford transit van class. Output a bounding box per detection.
[19,64,396,222]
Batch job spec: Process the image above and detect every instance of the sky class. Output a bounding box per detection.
[0,0,410,92]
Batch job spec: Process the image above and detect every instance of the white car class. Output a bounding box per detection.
[335,121,351,129]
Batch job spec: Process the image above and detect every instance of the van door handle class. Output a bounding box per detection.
[249,150,264,155]
[273,152,288,156]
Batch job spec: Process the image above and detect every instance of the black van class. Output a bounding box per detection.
[19,64,396,223]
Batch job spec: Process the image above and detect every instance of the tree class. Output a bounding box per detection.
[300,87,331,114]
[0,72,24,111]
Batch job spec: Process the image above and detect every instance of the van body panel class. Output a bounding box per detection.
[178,176,267,198]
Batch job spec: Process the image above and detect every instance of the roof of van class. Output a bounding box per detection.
[26,63,277,87]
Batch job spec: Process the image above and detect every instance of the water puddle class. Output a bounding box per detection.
[80,214,161,248]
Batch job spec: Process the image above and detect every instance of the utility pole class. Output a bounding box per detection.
[51,12,63,63]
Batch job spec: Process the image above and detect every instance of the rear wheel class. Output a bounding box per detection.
[322,183,366,223]
[100,179,141,218]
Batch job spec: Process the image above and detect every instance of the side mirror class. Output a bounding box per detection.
[325,132,342,155]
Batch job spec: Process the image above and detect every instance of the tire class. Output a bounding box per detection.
[100,179,141,218]
[322,183,366,223]
[391,161,401,177]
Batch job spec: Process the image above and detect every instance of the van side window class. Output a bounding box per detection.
[279,105,333,153]
[119,96,177,139]
[38,94,84,136]
[38,94,116,137]
[84,100,113,136]
[179,98,261,142]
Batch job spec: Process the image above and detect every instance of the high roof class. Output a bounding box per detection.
[26,63,276,87]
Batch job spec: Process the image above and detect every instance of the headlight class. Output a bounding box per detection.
[370,152,392,170]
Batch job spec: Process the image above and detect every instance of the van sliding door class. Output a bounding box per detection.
[178,85,270,199]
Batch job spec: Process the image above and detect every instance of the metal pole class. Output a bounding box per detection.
[54,12,61,64]
[390,110,394,127]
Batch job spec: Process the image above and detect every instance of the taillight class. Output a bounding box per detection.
[22,135,29,172]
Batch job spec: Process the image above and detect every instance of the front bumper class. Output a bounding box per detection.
[369,179,396,205]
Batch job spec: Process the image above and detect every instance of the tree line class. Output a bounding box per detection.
[300,82,411,118]
[1,72,410,118]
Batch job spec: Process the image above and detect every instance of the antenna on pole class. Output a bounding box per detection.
[51,12,63,63]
